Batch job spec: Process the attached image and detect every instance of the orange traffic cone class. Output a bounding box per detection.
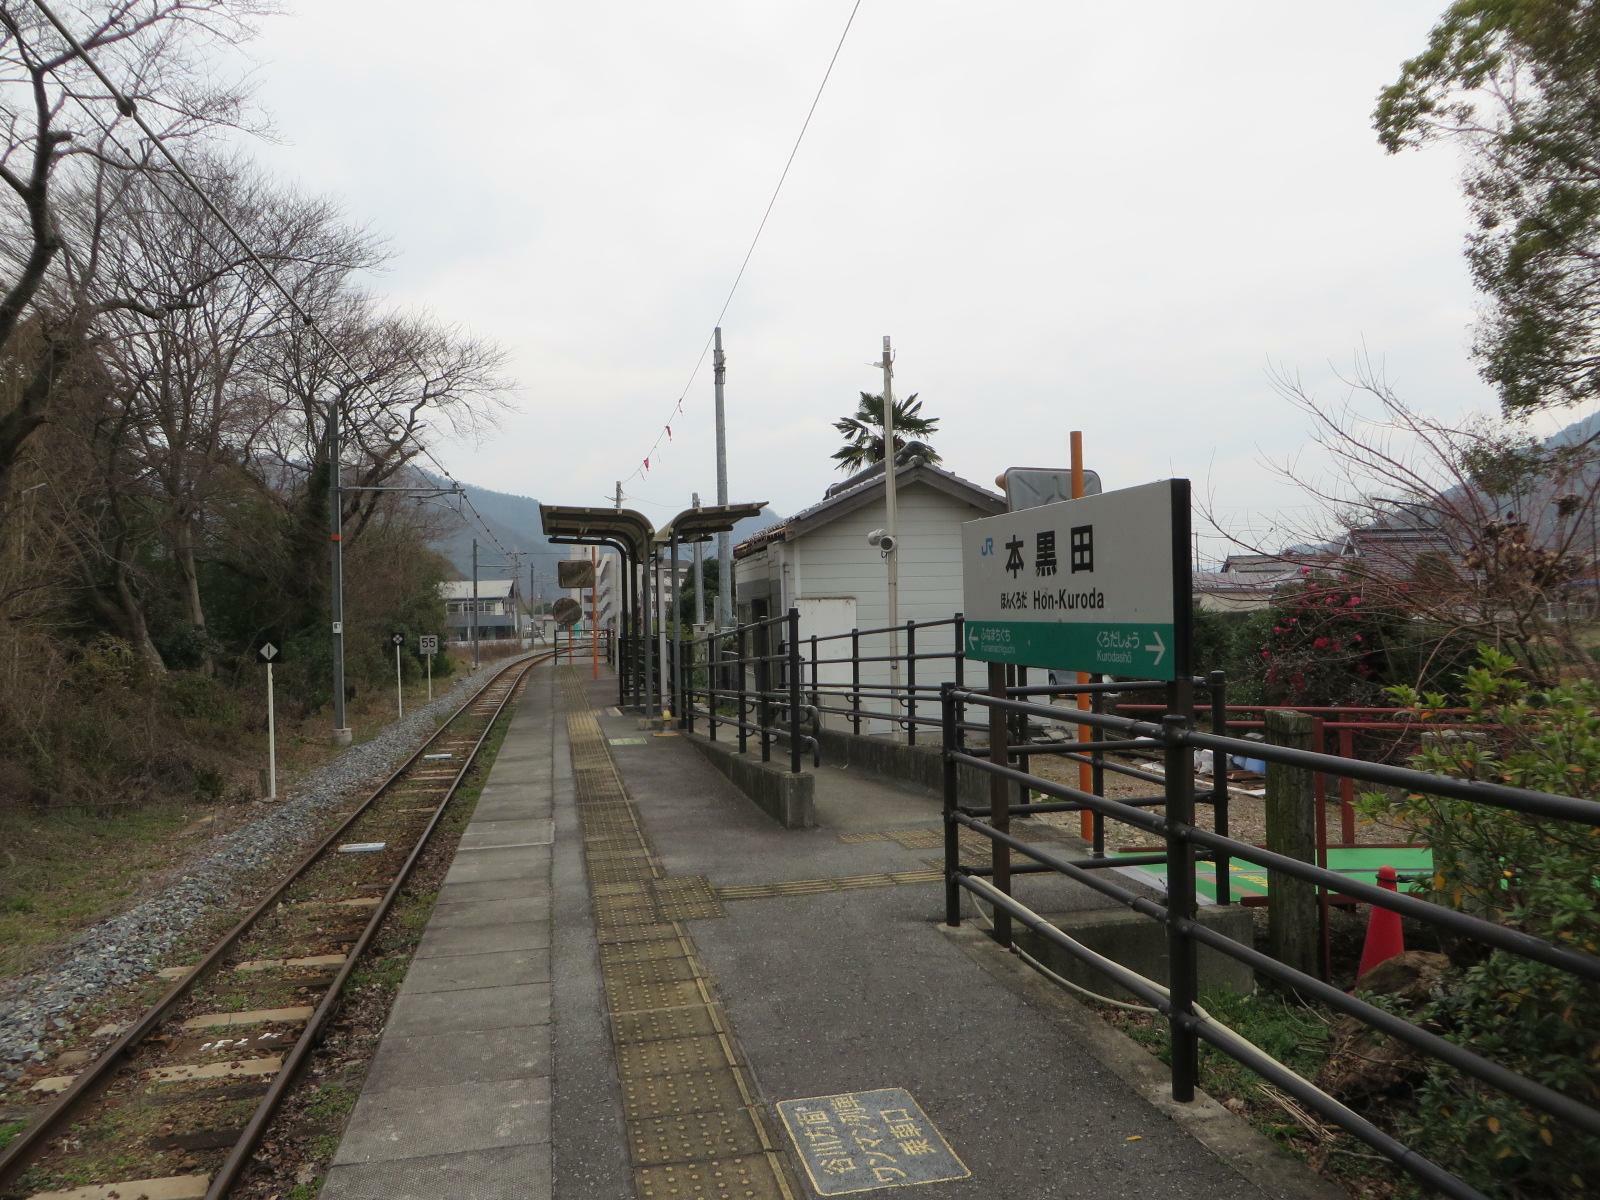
[1356,865,1404,982]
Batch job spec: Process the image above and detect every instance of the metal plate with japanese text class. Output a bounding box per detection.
[776,1088,969,1195]
[961,478,1190,680]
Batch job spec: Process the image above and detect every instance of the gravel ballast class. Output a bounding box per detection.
[0,660,519,1075]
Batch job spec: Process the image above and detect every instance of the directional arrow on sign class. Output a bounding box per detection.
[1146,630,1166,668]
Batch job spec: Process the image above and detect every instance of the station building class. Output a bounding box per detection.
[733,450,1004,732]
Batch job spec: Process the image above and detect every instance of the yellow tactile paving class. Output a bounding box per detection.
[561,670,796,1200]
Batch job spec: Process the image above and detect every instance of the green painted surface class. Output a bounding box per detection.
[1116,846,1434,902]
[964,619,1178,680]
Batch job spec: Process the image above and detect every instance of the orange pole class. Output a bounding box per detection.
[1073,431,1093,840]
[591,547,599,680]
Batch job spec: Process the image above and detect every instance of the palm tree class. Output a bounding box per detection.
[831,392,941,473]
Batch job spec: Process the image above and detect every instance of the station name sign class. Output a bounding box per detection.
[961,478,1190,681]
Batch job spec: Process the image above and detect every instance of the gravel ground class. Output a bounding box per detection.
[0,660,514,1076]
[1028,752,1413,848]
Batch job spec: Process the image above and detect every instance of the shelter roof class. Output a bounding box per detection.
[539,505,654,559]
[658,502,769,547]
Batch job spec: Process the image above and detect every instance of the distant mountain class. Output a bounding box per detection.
[730,506,782,544]
[422,472,782,596]
[422,475,562,587]
[1455,412,1599,549]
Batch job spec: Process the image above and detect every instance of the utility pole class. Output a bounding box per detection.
[692,492,705,628]
[881,335,901,736]
[713,328,732,629]
[329,403,352,746]
[614,480,623,512]
[471,537,480,670]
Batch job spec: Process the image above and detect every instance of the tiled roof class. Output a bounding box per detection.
[735,454,1003,557]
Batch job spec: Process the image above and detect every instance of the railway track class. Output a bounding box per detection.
[0,651,554,1200]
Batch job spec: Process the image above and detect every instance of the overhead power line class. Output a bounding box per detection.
[26,0,517,563]
[623,0,864,485]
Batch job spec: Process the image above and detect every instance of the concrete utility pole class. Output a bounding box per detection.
[471,538,480,670]
[713,328,732,629]
[692,492,705,628]
[656,556,669,718]
[614,480,623,512]
[881,335,901,730]
[328,403,352,745]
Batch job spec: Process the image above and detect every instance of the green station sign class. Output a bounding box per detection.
[961,478,1191,681]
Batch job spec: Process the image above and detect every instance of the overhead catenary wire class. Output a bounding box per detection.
[622,0,864,485]
[24,0,517,564]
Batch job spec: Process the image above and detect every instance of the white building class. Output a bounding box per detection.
[733,453,1005,732]
[440,578,525,644]
[564,544,621,638]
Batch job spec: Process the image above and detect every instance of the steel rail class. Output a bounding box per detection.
[0,651,551,1193]
[204,651,548,1198]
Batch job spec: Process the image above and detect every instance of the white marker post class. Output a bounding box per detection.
[420,634,438,702]
[390,631,405,718]
[258,642,280,799]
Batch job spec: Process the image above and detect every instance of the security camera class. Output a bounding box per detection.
[866,528,897,554]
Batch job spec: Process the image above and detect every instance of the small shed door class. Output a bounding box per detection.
[795,597,856,727]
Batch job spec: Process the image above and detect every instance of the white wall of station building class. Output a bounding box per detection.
[734,474,1000,734]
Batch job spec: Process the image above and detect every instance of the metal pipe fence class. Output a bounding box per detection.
[940,682,1600,1200]
[676,609,818,773]
[799,614,967,742]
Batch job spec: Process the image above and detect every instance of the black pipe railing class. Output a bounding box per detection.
[940,681,1600,1200]
[668,608,1237,785]
[676,609,818,773]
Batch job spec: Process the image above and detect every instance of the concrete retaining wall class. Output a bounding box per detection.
[814,726,991,805]
[685,735,816,829]
[1014,904,1257,999]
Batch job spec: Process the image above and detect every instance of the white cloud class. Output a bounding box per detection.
[241,0,1502,552]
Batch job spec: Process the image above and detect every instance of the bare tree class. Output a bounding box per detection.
[0,0,269,498]
[1204,357,1598,683]
[259,293,510,532]
[85,157,383,667]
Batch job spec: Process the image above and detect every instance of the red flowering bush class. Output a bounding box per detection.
[1257,574,1394,706]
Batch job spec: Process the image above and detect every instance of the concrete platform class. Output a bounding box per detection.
[318,669,559,1200]
[321,666,1338,1200]
[582,674,1334,1200]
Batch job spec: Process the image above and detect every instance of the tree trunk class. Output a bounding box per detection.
[79,543,166,675]
[0,334,76,501]
[112,554,167,674]
[172,515,213,674]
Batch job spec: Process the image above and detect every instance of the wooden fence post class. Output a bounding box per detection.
[1265,710,1318,977]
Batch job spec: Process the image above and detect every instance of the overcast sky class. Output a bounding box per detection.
[242,1,1537,560]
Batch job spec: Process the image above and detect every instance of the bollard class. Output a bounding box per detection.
[941,683,960,927]
[1265,710,1319,978]
[1162,711,1199,1102]
[987,663,1011,948]
[787,608,802,775]
[1208,670,1231,905]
